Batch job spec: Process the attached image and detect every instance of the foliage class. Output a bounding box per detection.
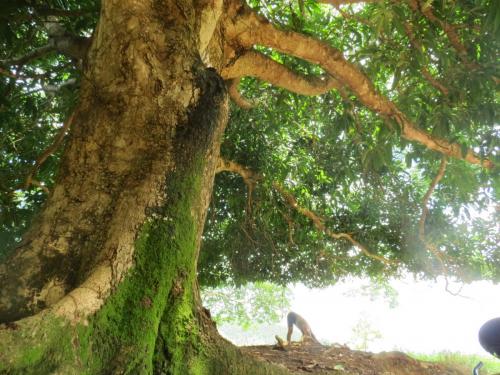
[350,317,383,351]
[1,0,499,289]
[202,282,291,330]
[410,352,500,375]
[0,0,98,258]
[199,0,499,286]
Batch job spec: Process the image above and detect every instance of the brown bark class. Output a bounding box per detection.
[0,0,227,324]
[2,1,288,374]
[221,50,341,96]
[227,78,255,109]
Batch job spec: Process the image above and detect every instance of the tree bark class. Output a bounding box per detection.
[0,1,288,374]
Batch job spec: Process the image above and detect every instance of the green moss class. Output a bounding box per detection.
[0,69,291,375]
[0,151,208,375]
[75,154,206,374]
[0,315,78,375]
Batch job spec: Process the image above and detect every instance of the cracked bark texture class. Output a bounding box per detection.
[1,0,208,323]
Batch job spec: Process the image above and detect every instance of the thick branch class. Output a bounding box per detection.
[223,4,493,168]
[216,158,395,265]
[216,158,261,186]
[418,157,448,242]
[42,78,78,94]
[222,50,341,96]
[30,8,94,19]
[226,78,255,109]
[52,35,90,60]
[0,67,17,79]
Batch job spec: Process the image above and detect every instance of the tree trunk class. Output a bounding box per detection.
[0,1,288,374]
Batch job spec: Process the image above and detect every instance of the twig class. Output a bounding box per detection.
[0,67,17,79]
[417,157,456,289]
[403,22,450,96]
[24,111,75,192]
[2,45,56,66]
[216,157,396,266]
[418,157,447,241]
[273,182,397,265]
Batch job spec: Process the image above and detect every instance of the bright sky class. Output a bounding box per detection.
[220,277,500,355]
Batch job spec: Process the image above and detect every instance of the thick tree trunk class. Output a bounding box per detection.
[0,1,288,374]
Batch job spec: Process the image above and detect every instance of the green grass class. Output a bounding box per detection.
[410,352,500,374]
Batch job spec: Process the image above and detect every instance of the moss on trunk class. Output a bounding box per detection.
[0,49,288,375]
[0,2,294,374]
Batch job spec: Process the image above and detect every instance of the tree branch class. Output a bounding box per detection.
[222,50,341,97]
[42,78,78,94]
[1,36,90,66]
[418,157,447,243]
[403,22,449,96]
[272,183,397,265]
[408,0,473,67]
[226,78,255,109]
[31,8,94,19]
[223,4,493,168]
[0,67,17,79]
[24,111,75,192]
[2,45,56,66]
[417,157,451,280]
[216,158,396,266]
[416,157,464,295]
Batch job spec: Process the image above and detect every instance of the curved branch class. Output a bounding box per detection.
[226,78,255,109]
[216,157,396,266]
[224,4,493,169]
[222,50,341,96]
[272,183,396,265]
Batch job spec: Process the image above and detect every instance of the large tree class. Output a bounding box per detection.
[0,0,498,373]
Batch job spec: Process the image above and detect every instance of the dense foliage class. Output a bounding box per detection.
[1,0,499,290]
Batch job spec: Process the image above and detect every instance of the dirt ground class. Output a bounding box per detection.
[242,340,467,375]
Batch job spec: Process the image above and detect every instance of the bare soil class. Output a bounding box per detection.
[242,340,466,375]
